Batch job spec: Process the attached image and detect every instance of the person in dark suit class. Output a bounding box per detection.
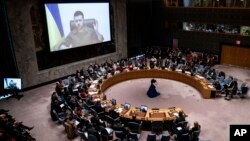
[147,79,160,98]
[174,111,186,124]
[225,79,238,98]
[176,124,190,141]
[88,125,101,141]
[189,121,201,141]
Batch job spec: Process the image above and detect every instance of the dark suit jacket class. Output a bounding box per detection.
[88,128,101,141]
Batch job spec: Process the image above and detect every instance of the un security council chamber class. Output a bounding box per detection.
[1,0,250,141]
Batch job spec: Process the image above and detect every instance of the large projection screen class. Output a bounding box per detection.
[44,3,111,52]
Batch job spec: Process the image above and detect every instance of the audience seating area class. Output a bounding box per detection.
[0,109,35,141]
[49,47,248,141]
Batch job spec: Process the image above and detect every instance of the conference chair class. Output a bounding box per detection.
[83,100,95,110]
[52,109,67,124]
[127,122,142,133]
[90,107,105,117]
[88,134,99,141]
[179,133,190,141]
[115,130,126,140]
[237,83,249,98]
[151,121,163,135]
[177,121,188,128]
[129,132,140,141]
[147,134,156,141]
[100,125,114,140]
[191,130,201,141]
[160,134,170,141]
[77,129,88,141]
[105,115,120,126]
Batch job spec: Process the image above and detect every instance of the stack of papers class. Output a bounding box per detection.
[93,80,99,84]
[173,112,179,117]
[208,84,215,88]
[75,120,80,126]
[196,75,204,79]
[90,84,96,88]
[88,91,98,95]
[114,108,123,113]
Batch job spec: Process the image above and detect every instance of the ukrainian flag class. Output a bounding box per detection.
[45,4,64,51]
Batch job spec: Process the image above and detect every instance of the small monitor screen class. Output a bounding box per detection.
[124,103,131,110]
[3,78,22,90]
[111,98,116,105]
[140,105,148,112]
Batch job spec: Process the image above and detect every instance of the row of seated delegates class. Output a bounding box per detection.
[203,66,243,99]
[0,109,35,141]
[146,47,218,72]
[172,111,201,141]
[50,91,90,139]
[145,46,162,59]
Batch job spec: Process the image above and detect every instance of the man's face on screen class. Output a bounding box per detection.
[74,15,84,32]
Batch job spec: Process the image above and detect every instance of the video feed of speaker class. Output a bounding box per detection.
[44,3,111,52]
[34,1,115,70]
[3,78,22,90]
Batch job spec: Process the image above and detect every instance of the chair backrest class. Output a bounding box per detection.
[105,115,115,124]
[88,134,99,141]
[179,133,190,141]
[242,86,249,94]
[52,110,65,123]
[128,122,140,133]
[178,121,188,127]
[192,130,201,139]
[130,132,140,141]
[77,130,87,140]
[161,135,170,141]
[115,131,126,140]
[147,134,156,141]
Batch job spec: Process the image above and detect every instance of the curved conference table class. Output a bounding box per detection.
[89,68,216,122]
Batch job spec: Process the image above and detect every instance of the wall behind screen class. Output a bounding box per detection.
[5,0,127,89]
[0,0,19,94]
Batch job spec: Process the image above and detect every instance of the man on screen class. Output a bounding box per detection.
[8,80,18,90]
[59,10,104,50]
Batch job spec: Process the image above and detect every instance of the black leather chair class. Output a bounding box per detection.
[90,107,104,117]
[151,121,163,135]
[160,134,170,141]
[77,129,88,141]
[127,122,141,133]
[115,130,126,140]
[83,100,95,110]
[105,115,120,126]
[100,125,114,140]
[147,134,156,141]
[179,133,190,141]
[52,109,66,124]
[129,132,140,141]
[88,134,99,141]
[191,130,200,141]
[238,83,249,98]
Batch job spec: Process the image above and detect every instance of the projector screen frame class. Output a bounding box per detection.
[36,0,116,70]
[43,0,113,52]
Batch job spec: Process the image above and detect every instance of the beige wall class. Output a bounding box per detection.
[6,0,127,88]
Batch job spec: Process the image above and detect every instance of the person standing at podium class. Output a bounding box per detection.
[147,79,160,98]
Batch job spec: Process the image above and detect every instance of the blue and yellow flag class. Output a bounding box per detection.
[45,4,64,51]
